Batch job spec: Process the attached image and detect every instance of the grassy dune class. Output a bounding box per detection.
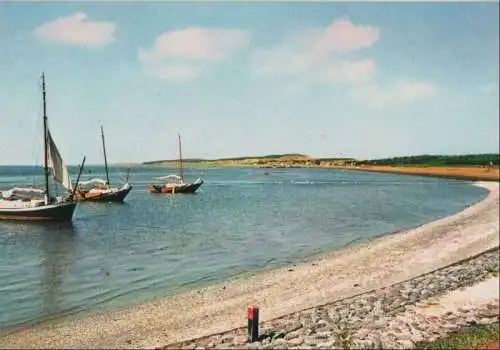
[143,154,353,168]
[142,153,499,181]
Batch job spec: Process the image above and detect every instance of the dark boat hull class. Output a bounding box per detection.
[0,201,77,222]
[148,180,203,194]
[75,186,132,202]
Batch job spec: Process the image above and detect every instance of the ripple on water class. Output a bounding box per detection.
[0,166,489,331]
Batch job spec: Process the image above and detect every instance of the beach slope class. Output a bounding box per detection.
[0,182,498,349]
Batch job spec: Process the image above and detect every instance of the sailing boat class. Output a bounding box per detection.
[0,73,85,221]
[148,133,203,194]
[74,126,132,202]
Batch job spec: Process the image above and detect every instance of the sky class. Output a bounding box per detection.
[0,2,498,165]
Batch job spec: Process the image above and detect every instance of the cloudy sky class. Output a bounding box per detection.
[0,2,498,165]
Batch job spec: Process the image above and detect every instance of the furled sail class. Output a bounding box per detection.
[1,187,45,199]
[157,174,182,180]
[47,129,72,191]
[78,178,108,186]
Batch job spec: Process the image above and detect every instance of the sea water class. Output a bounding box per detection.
[0,165,488,330]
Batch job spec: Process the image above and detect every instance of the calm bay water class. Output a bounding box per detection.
[0,165,488,330]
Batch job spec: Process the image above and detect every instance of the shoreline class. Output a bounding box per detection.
[0,181,498,349]
[332,165,500,182]
[144,163,500,182]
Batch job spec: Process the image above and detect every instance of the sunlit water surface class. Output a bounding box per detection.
[0,165,488,330]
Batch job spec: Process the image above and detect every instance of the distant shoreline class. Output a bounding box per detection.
[142,162,499,182]
[142,153,499,167]
[141,153,500,182]
[333,165,500,182]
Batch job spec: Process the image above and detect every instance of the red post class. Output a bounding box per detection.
[247,305,259,343]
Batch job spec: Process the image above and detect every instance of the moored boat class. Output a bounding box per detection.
[149,175,203,194]
[75,179,132,202]
[0,73,85,222]
[74,126,132,202]
[148,133,203,194]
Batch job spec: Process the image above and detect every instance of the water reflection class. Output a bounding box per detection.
[39,222,77,318]
[0,221,79,326]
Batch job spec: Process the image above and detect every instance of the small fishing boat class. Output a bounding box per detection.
[148,133,203,194]
[149,174,203,194]
[0,73,85,221]
[74,126,132,202]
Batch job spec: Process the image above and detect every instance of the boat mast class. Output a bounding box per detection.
[42,73,50,203]
[178,133,184,182]
[71,156,87,199]
[125,167,131,183]
[100,125,111,187]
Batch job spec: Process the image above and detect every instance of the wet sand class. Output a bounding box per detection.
[0,181,498,349]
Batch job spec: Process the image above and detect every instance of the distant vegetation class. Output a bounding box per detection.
[143,153,499,168]
[216,153,307,161]
[142,154,308,165]
[354,154,500,167]
[304,158,357,166]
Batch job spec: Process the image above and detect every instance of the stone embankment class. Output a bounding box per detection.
[165,247,500,350]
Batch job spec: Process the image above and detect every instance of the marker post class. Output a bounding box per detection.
[247,305,259,343]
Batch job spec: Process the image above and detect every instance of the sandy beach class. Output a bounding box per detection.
[336,165,500,182]
[0,181,498,349]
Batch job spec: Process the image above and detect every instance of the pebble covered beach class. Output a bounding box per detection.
[167,247,499,349]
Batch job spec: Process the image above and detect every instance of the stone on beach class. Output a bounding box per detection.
[176,268,499,349]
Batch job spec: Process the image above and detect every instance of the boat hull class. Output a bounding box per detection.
[148,180,203,194]
[0,201,77,222]
[75,186,132,202]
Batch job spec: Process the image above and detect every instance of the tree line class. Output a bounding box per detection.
[353,154,500,166]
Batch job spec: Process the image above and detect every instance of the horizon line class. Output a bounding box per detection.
[1,152,498,167]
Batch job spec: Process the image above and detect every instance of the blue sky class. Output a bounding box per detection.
[0,2,498,165]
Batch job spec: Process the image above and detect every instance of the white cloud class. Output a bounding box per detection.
[311,17,380,54]
[251,17,379,80]
[252,18,439,105]
[33,12,116,48]
[139,27,251,82]
[139,27,250,63]
[268,57,377,101]
[276,58,377,99]
[354,82,438,105]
